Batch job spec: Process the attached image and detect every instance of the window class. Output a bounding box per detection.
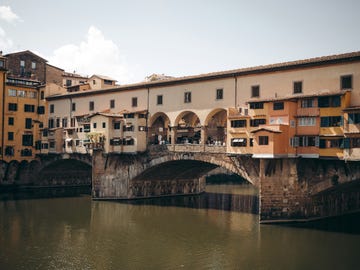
[42,143,49,149]
[42,129,48,137]
[157,95,163,105]
[250,118,266,127]
[8,89,17,96]
[249,102,264,109]
[318,96,340,108]
[56,118,60,128]
[37,106,45,114]
[40,91,44,100]
[110,99,115,109]
[62,118,68,128]
[89,101,94,111]
[22,134,33,146]
[49,141,56,149]
[113,122,121,129]
[17,90,26,97]
[50,104,54,113]
[124,138,135,145]
[66,79,72,87]
[25,118,32,129]
[24,104,35,112]
[102,122,106,128]
[259,136,269,145]
[301,99,315,108]
[293,81,302,94]
[231,138,247,147]
[184,92,191,103]
[28,91,37,99]
[216,89,223,100]
[341,75,352,89]
[231,120,247,128]
[93,123,97,129]
[5,146,14,156]
[20,60,25,67]
[124,113,135,119]
[110,138,122,146]
[72,102,76,111]
[93,80,96,85]
[320,116,342,127]
[251,85,260,97]
[298,117,316,126]
[8,103,17,111]
[123,125,134,132]
[298,136,318,147]
[104,79,112,85]
[48,118,54,129]
[31,61,36,69]
[84,124,90,132]
[132,97,138,107]
[71,117,76,127]
[351,138,360,148]
[348,113,360,124]
[8,117,14,125]
[273,102,284,110]
[8,132,14,141]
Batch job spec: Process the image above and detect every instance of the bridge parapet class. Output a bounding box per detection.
[164,144,226,153]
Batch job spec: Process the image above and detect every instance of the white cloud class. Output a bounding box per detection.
[48,26,131,84]
[0,26,13,50]
[0,6,21,23]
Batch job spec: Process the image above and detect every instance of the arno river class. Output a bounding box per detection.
[0,183,359,270]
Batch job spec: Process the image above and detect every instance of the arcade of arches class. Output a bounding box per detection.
[149,109,227,146]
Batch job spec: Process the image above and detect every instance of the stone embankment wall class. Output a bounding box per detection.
[0,157,91,188]
[260,158,360,222]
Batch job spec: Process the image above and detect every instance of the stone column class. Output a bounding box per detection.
[200,125,207,151]
[170,126,177,151]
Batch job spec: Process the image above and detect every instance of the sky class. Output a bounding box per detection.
[0,0,359,84]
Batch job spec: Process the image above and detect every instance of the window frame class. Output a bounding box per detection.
[293,81,303,94]
[184,92,192,103]
[259,136,269,145]
[157,95,163,105]
[341,74,353,90]
[89,101,95,111]
[132,97,138,107]
[216,88,223,100]
[251,85,260,98]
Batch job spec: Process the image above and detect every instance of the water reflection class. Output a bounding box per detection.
[1,185,360,270]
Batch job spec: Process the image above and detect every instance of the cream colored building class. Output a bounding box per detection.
[44,51,360,159]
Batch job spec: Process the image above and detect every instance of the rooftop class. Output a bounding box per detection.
[47,51,360,101]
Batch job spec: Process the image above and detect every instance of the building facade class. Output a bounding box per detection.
[1,50,359,162]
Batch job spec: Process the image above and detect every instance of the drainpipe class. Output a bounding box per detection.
[234,75,238,108]
[1,70,5,157]
[146,87,150,149]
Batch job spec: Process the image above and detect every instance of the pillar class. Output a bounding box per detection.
[200,125,207,151]
[170,126,177,151]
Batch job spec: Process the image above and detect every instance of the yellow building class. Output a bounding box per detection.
[1,76,45,162]
[0,54,6,159]
[318,91,351,159]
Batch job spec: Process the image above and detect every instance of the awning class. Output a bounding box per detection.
[112,138,121,142]
[232,138,245,143]
[65,138,73,142]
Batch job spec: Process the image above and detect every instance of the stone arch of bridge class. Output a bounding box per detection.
[148,112,171,144]
[38,158,92,186]
[144,152,255,185]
